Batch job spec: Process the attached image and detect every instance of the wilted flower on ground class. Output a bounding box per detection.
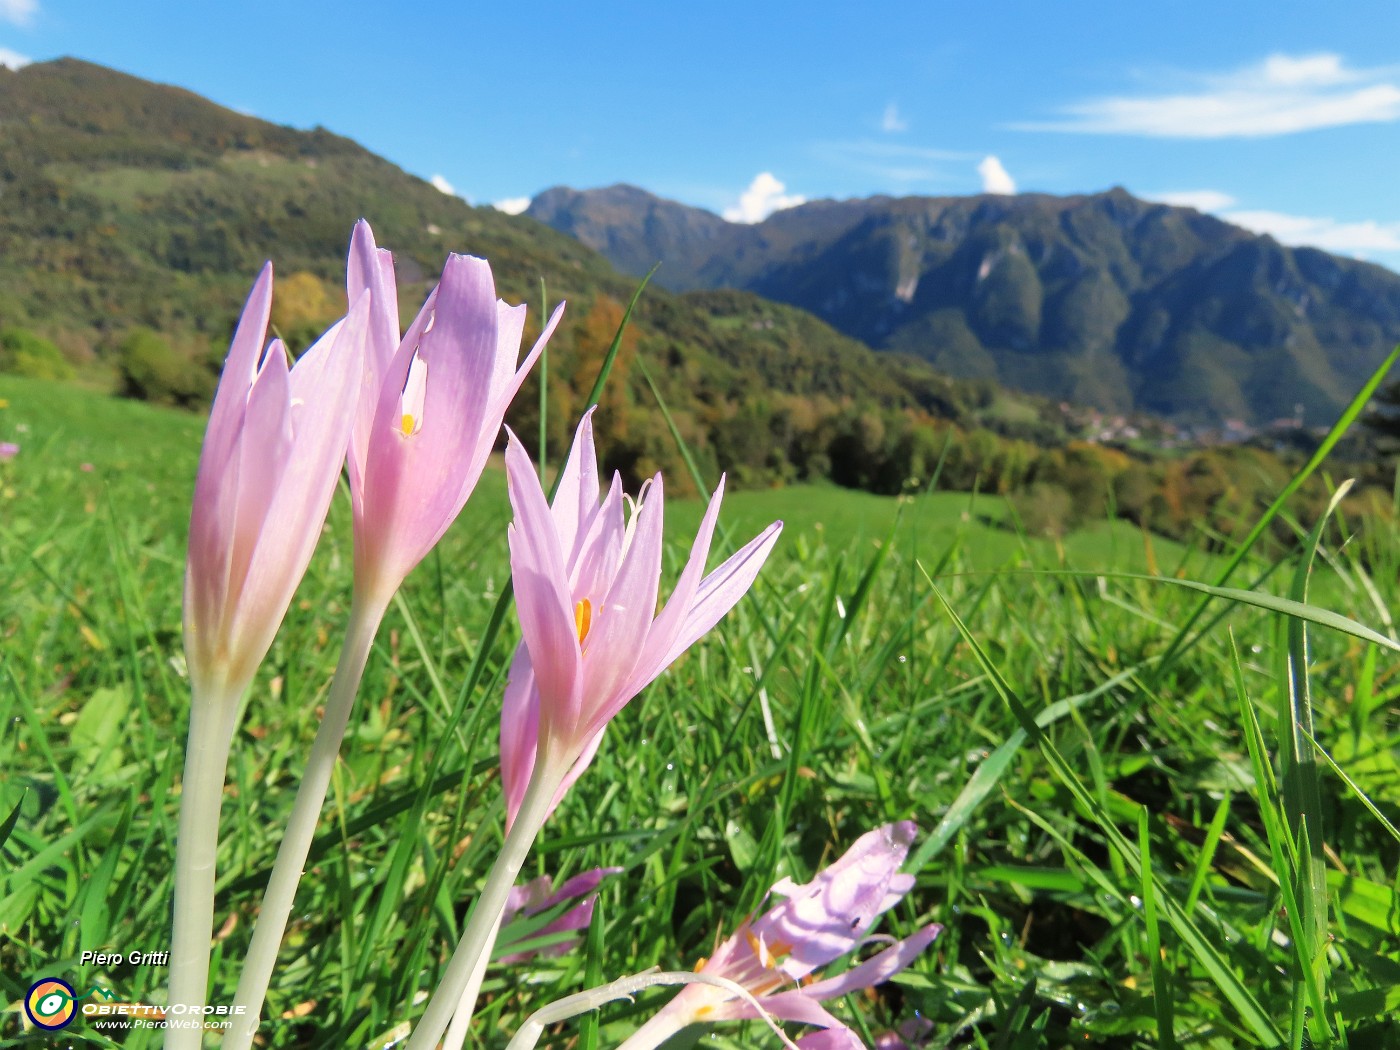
[500,408,784,826]
[345,220,563,602]
[871,1016,934,1049]
[497,867,621,965]
[615,823,939,1050]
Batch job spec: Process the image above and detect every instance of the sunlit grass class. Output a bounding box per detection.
[1,375,1397,1048]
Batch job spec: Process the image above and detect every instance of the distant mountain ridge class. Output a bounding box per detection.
[0,57,1075,495]
[528,184,1400,425]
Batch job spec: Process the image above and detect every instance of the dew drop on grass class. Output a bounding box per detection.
[897,654,907,663]
[1129,894,1143,909]
[666,763,674,771]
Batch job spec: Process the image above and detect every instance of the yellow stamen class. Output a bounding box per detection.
[744,930,793,970]
[693,955,708,973]
[400,413,416,436]
[574,598,593,643]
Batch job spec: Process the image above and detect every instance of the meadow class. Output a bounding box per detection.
[1,370,1397,1049]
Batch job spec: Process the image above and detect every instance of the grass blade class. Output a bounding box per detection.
[1152,344,1399,676]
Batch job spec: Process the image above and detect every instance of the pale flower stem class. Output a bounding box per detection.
[221,595,387,1050]
[440,911,502,1050]
[506,970,802,1050]
[404,765,561,1050]
[166,690,240,1050]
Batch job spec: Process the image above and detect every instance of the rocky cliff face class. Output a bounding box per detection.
[529,184,1400,424]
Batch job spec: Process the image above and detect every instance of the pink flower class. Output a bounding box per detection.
[496,866,621,965]
[184,266,369,699]
[500,409,783,826]
[0,442,17,460]
[345,221,562,601]
[618,823,939,1050]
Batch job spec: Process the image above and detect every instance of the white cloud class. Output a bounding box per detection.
[977,155,1016,194]
[493,197,531,215]
[0,0,36,27]
[429,173,458,197]
[881,102,908,133]
[722,173,806,224]
[1222,209,1400,256]
[0,45,29,69]
[1147,189,1238,212]
[1260,53,1353,87]
[1139,189,1398,265]
[1021,53,1400,138]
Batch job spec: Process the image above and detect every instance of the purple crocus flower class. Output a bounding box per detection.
[496,867,621,965]
[617,823,940,1050]
[0,441,17,460]
[174,262,368,1039]
[345,220,563,602]
[500,408,783,827]
[183,267,369,699]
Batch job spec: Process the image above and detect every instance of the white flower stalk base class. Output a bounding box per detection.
[505,971,802,1050]
[165,691,241,1050]
[404,762,563,1050]
[222,596,387,1050]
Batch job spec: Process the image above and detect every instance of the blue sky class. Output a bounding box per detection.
[4,0,1399,270]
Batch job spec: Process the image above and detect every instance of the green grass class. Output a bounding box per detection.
[1,376,1398,1049]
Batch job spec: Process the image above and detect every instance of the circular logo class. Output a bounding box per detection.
[25,977,77,1031]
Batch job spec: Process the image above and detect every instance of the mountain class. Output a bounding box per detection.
[526,184,1400,425]
[0,58,1065,495]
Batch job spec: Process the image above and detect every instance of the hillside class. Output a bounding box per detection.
[0,58,1070,493]
[527,184,1400,425]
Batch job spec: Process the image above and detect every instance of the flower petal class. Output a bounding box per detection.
[714,988,845,1028]
[580,474,665,733]
[532,866,623,912]
[756,822,917,979]
[627,517,783,696]
[491,300,565,422]
[621,474,726,694]
[549,407,601,564]
[569,470,625,598]
[357,252,511,588]
[227,339,293,607]
[796,1025,868,1050]
[799,923,941,1001]
[491,300,527,404]
[347,220,400,495]
[505,433,582,747]
[500,642,540,830]
[198,264,272,506]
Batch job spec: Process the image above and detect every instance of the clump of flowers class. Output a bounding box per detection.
[164,222,933,1050]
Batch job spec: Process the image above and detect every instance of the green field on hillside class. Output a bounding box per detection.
[1,377,1397,1048]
